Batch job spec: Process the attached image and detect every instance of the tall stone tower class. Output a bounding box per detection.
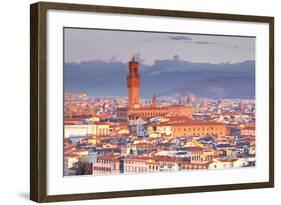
[127,56,140,109]
[152,93,157,107]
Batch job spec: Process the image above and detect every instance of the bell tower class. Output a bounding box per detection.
[152,93,157,107]
[127,56,140,109]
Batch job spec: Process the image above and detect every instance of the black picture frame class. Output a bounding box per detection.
[30,1,274,202]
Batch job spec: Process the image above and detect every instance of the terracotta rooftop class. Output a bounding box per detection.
[97,154,121,161]
[124,156,183,163]
[160,120,225,126]
[64,118,85,122]
[243,126,256,130]
[183,147,203,152]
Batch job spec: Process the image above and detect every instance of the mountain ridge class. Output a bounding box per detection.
[64,58,255,99]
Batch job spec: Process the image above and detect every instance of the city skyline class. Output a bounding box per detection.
[64,28,256,177]
[64,58,256,176]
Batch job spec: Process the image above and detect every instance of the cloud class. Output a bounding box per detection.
[110,55,117,62]
[224,45,239,49]
[168,36,192,41]
[229,45,238,49]
[144,36,162,42]
[172,54,180,61]
[193,41,217,45]
[152,35,219,46]
[134,52,146,63]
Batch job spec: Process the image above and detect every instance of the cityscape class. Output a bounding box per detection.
[64,56,256,176]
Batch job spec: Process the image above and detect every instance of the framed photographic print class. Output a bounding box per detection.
[30,1,274,203]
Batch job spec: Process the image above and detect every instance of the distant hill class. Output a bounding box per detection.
[64,58,255,99]
[160,76,255,99]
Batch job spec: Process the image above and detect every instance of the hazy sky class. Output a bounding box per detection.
[64,28,255,65]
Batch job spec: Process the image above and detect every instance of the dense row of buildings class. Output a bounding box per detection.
[64,57,256,176]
